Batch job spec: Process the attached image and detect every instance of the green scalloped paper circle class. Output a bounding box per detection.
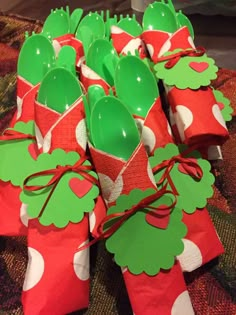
[213,88,233,122]
[0,120,38,186]
[20,148,99,228]
[154,49,218,89]
[149,143,215,214]
[105,188,187,276]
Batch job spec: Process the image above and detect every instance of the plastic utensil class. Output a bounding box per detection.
[88,85,106,111]
[17,34,56,85]
[42,8,70,38]
[76,25,94,59]
[90,96,140,160]
[76,12,105,40]
[37,67,83,113]
[70,8,83,33]
[176,10,194,39]
[87,39,119,86]
[115,55,159,117]
[57,45,76,76]
[143,2,178,32]
[117,15,142,36]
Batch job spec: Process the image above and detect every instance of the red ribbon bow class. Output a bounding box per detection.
[0,129,36,141]
[23,157,99,218]
[152,153,203,196]
[77,185,176,252]
[156,46,206,69]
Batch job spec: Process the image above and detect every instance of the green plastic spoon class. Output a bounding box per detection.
[90,96,140,160]
[42,8,70,38]
[86,39,119,86]
[115,55,159,117]
[76,25,94,59]
[143,2,178,32]
[76,12,105,40]
[17,34,56,85]
[37,67,82,113]
[88,85,106,112]
[117,16,142,36]
[57,45,76,76]
[176,10,194,39]
[70,8,83,34]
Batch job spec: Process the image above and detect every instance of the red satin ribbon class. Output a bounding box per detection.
[23,157,99,218]
[77,185,177,252]
[0,129,36,141]
[152,153,203,196]
[156,46,206,68]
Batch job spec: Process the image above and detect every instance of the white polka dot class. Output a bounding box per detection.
[81,64,101,80]
[146,44,154,58]
[34,123,44,149]
[147,162,156,186]
[174,105,194,141]
[167,121,173,137]
[136,118,156,155]
[23,247,45,291]
[98,173,115,201]
[177,239,203,272]
[188,36,195,49]
[111,25,123,35]
[20,203,29,227]
[109,175,124,204]
[122,38,142,55]
[121,267,128,273]
[52,40,62,57]
[171,291,194,315]
[89,211,96,233]
[212,104,227,129]
[158,39,171,57]
[75,119,87,150]
[73,240,90,281]
[42,131,52,153]
[16,96,23,120]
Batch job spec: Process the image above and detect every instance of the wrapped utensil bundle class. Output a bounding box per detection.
[0,1,232,314]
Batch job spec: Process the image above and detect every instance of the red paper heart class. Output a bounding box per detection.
[145,205,171,229]
[189,61,209,72]
[69,177,93,198]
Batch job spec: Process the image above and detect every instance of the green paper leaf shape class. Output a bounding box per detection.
[105,188,187,275]
[0,121,38,186]
[154,49,218,89]
[20,149,99,228]
[213,88,233,122]
[149,143,215,213]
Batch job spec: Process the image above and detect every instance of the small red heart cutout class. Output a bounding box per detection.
[189,61,209,72]
[145,206,171,229]
[69,177,93,198]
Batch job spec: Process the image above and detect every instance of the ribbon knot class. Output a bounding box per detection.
[156,46,206,69]
[152,152,203,196]
[23,156,98,218]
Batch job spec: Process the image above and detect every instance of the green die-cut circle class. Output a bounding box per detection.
[105,188,187,275]
[149,144,215,213]
[213,88,233,122]
[0,120,38,186]
[20,148,99,228]
[154,49,218,89]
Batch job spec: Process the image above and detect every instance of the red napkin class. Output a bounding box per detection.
[22,97,93,315]
[89,142,193,314]
[0,77,39,236]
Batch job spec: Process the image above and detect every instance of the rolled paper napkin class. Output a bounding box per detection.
[80,63,112,94]
[142,26,195,63]
[22,95,98,314]
[123,261,194,315]
[89,142,193,314]
[51,33,73,56]
[168,86,229,147]
[134,96,174,156]
[0,82,40,236]
[111,25,146,58]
